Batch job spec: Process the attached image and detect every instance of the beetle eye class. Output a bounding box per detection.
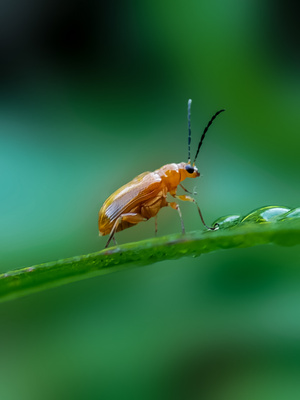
[185,165,194,174]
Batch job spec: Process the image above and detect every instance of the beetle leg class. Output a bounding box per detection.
[105,213,146,248]
[179,184,192,195]
[179,184,197,196]
[155,215,158,236]
[168,202,185,234]
[173,195,217,231]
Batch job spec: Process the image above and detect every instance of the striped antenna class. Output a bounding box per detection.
[193,109,225,164]
[187,99,192,163]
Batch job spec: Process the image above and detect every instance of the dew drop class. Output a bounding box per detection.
[179,248,189,255]
[212,215,241,229]
[276,207,300,221]
[241,206,291,224]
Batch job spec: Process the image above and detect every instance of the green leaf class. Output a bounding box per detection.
[0,206,299,303]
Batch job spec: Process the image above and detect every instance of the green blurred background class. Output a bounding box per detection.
[0,1,300,399]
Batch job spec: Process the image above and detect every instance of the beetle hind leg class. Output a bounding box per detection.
[154,215,158,236]
[105,213,146,248]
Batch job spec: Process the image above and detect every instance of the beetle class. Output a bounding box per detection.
[99,100,225,248]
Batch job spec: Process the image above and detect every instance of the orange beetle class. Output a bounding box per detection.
[99,100,225,248]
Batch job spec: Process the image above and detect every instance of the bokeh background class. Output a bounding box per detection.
[0,1,300,399]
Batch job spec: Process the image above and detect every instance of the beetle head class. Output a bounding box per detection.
[179,162,200,180]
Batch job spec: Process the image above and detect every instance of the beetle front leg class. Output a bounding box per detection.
[179,184,197,196]
[174,195,217,231]
[168,202,185,234]
[179,184,193,194]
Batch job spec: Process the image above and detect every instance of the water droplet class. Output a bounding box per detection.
[241,206,290,224]
[212,215,241,229]
[179,248,189,254]
[276,207,300,221]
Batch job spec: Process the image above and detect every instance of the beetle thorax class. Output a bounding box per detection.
[154,163,181,191]
[155,162,200,192]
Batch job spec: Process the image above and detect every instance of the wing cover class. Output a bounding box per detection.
[99,172,162,230]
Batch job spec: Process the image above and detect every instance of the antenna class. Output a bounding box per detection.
[193,109,225,164]
[187,99,192,163]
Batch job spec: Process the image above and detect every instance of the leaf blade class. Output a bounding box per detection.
[1,217,299,303]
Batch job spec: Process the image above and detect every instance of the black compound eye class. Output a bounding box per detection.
[185,165,194,174]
